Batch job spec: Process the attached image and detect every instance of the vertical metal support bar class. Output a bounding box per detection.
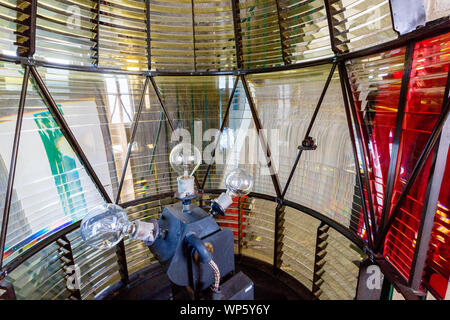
[191,0,197,71]
[408,139,444,288]
[323,0,338,53]
[338,62,374,249]
[201,77,239,189]
[341,61,378,240]
[146,0,151,70]
[409,70,450,289]
[93,0,100,66]
[115,77,150,204]
[312,222,329,298]
[281,62,337,198]
[58,235,82,300]
[238,196,243,258]
[378,41,415,236]
[0,66,30,270]
[30,66,112,203]
[16,0,37,57]
[240,75,282,198]
[231,0,243,69]
[115,239,129,285]
[273,203,285,271]
[274,0,290,65]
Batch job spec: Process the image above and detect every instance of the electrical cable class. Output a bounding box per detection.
[208,259,220,292]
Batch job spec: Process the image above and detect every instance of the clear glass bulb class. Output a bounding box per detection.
[210,168,253,216]
[81,204,157,250]
[81,204,130,250]
[225,168,253,197]
[169,143,202,176]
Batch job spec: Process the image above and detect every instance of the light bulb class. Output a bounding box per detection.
[210,168,253,216]
[80,203,158,250]
[169,143,202,199]
[169,143,202,177]
[225,168,253,197]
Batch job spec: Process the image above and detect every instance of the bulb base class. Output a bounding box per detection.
[176,175,196,198]
[210,192,233,216]
[129,219,159,245]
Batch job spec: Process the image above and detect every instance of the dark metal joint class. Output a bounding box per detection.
[363,246,375,262]
[276,197,284,206]
[21,57,36,66]
[298,136,317,151]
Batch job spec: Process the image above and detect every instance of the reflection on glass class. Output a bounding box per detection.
[35,0,96,66]
[281,0,333,63]
[239,0,284,69]
[150,1,195,71]
[246,65,359,229]
[2,73,105,264]
[328,0,398,53]
[384,33,450,279]
[346,47,406,228]
[424,151,450,299]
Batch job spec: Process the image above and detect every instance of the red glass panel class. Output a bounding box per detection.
[423,148,450,299]
[217,196,247,238]
[346,47,406,229]
[384,32,450,279]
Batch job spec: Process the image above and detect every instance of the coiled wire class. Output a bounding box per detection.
[208,259,220,292]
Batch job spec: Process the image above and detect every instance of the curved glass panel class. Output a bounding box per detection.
[425,0,450,22]
[4,193,364,300]
[0,0,27,56]
[193,0,236,71]
[281,206,319,290]
[321,228,363,299]
[239,0,284,69]
[246,65,360,228]
[3,75,106,265]
[0,62,24,232]
[239,198,275,264]
[346,47,406,227]
[67,229,121,299]
[424,148,450,299]
[384,33,450,279]
[36,66,148,202]
[99,0,148,71]
[151,76,238,194]
[327,0,398,53]
[4,242,68,299]
[201,78,277,196]
[280,0,333,63]
[118,83,172,202]
[150,0,195,71]
[35,0,96,66]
